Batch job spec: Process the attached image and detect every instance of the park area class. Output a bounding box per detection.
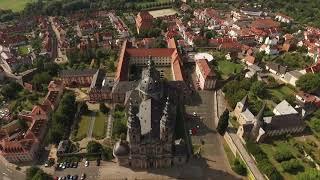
[0,0,35,12]
[216,60,243,79]
[73,109,106,141]
[259,137,320,180]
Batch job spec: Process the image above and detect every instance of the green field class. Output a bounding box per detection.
[92,112,106,140]
[0,0,36,12]
[216,60,243,79]
[268,85,296,101]
[75,114,90,140]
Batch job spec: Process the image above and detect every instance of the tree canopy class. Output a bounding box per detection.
[217,110,229,135]
[296,73,320,93]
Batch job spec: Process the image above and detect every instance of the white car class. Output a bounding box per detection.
[85,161,89,167]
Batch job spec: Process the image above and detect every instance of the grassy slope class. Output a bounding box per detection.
[217,60,243,79]
[92,112,106,139]
[75,115,90,140]
[0,0,36,12]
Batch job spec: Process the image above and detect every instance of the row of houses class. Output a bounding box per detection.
[0,81,64,163]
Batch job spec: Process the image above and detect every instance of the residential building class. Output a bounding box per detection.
[135,11,154,34]
[59,69,98,87]
[195,59,216,90]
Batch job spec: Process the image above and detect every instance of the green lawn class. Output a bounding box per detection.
[92,112,106,140]
[75,115,90,141]
[0,0,36,12]
[268,85,296,101]
[216,60,243,79]
[18,45,30,56]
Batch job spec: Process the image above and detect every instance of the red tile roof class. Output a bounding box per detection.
[251,19,280,30]
[196,59,214,80]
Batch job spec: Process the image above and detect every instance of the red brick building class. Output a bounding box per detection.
[135,11,154,34]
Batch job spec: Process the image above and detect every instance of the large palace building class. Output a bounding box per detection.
[113,60,187,168]
[112,38,188,104]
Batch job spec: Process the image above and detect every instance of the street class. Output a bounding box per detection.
[0,160,25,180]
[185,89,240,179]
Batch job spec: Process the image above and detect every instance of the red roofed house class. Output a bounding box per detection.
[0,105,48,163]
[195,59,216,90]
[135,11,154,34]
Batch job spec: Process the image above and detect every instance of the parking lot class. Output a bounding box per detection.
[53,160,100,180]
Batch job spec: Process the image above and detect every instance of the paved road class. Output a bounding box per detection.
[87,112,96,139]
[0,160,25,180]
[185,90,238,178]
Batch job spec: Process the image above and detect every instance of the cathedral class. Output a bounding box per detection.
[112,59,187,168]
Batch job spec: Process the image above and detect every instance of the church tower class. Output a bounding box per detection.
[250,103,265,141]
[138,58,162,100]
[234,95,249,118]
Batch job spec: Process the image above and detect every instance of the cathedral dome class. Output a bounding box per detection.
[139,75,160,95]
[138,58,161,96]
[113,140,130,157]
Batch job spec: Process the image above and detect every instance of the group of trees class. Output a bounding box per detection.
[246,141,283,180]
[281,159,304,174]
[67,48,117,72]
[26,166,52,180]
[0,81,23,99]
[296,73,320,93]
[274,53,313,71]
[232,158,247,176]
[47,92,77,144]
[273,149,304,174]
[86,141,113,160]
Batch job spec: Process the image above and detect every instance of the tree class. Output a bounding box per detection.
[281,159,304,174]
[100,103,109,114]
[217,110,229,135]
[250,81,266,98]
[87,141,103,153]
[31,72,51,91]
[81,103,89,114]
[296,73,320,93]
[26,166,40,180]
[274,150,294,162]
[26,166,52,180]
[232,158,247,176]
[18,119,29,131]
[0,81,23,99]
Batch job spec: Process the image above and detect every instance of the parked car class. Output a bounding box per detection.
[72,161,78,168]
[72,175,78,180]
[80,173,86,180]
[96,159,100,166]
[85,161,89,167]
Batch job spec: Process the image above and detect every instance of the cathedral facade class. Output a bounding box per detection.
[113,59,187,168]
